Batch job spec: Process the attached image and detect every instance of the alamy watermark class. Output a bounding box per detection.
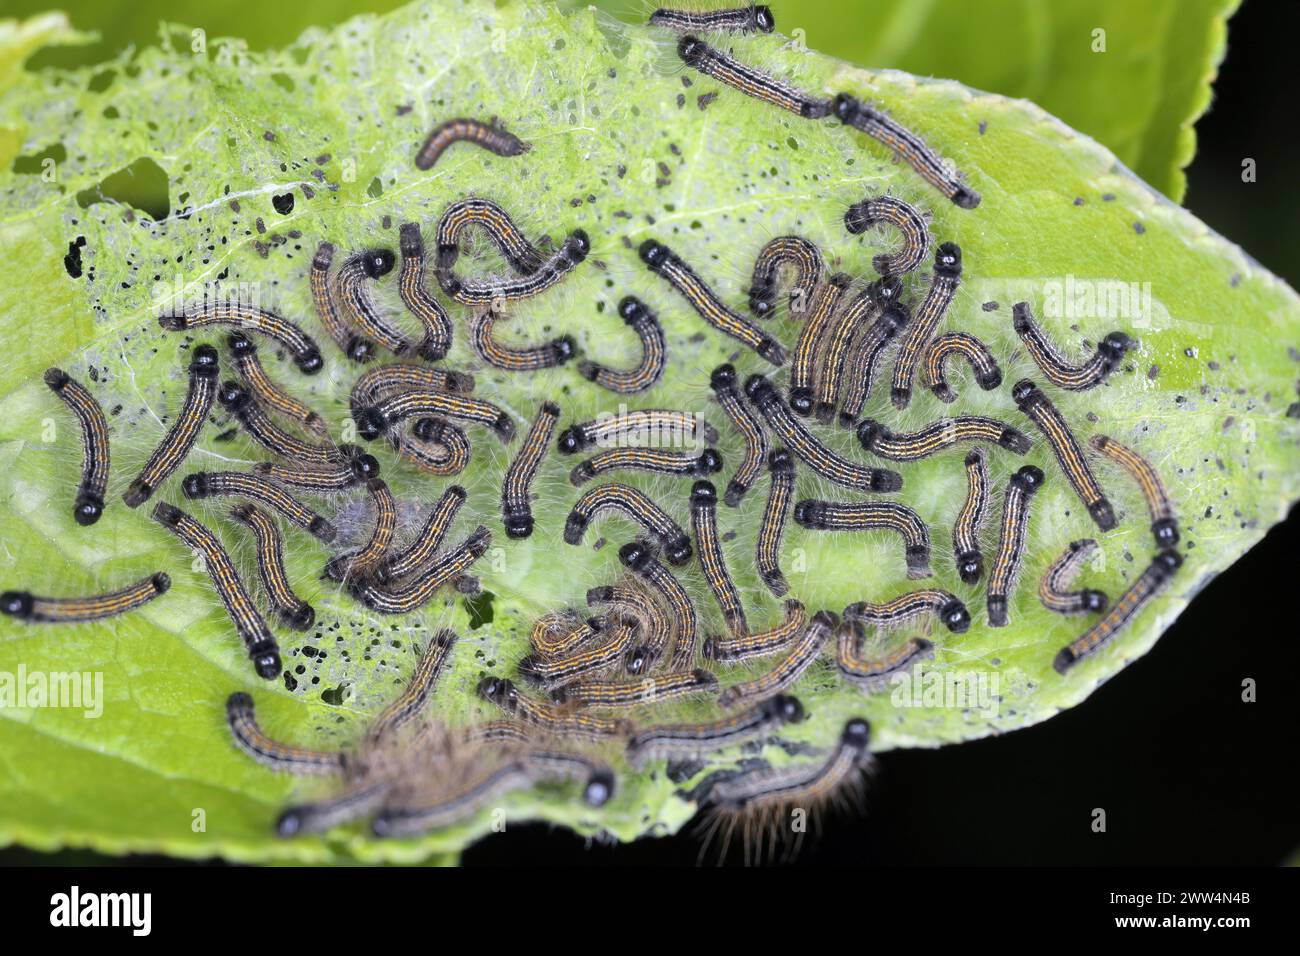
[0,665,103,718]
[890,666,1000,719]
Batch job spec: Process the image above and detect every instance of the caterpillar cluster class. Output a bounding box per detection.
[9,4,1196,859]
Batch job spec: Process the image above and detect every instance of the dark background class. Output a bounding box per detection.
[5,0,1298,866]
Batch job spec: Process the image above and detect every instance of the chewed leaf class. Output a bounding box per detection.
[0,0,1296,864]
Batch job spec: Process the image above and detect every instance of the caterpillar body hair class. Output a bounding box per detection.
[373,484,467,585]
[833,93,980,209]
[557,408,716,455]
[433,198,544,275]
[1090,434,1179,548]
[748,235,826,318]
[570,446,722,486]
[691,480,747,638]
[551,669,718,708]
[1012,302,1134,391]
[400,419,473,476]
[649,5,775,34]
[925,331,1002,402]
[436,230,589,306]
[275,780,393,837]
[890,242,962,408]
[987,465,1046,627]
[519,622,637,692]
[43,368,110,525]
[709,363,769,506]
[620,539,700,670]
[2,572,169,624]
[953,448,990,585]
[225,693,345,775]
[355,388,514,443]
[639,238,787,365]
[157,302,323,374]
[843,196,932,277]
[323,478,397,581]
[350,526,491,615]
[469,309,576,372]
[716,610,836,709]
[182,470,337,542]
[253,445,380,493]
[366,629,458,743]
[151,502,280,678]
[836,620,933,690]
[744,374,903,493]
[1012,379,1117,530]
[845,589,970,634]
[502,401,560,538]
[529,610,603,659]
[349,363,475,419]
[226,333,328,437]
[217,381,343,466]
[836,288,910,425]
[229,503,315,630]
[311,241,375,363]
[677,35,832,119]
[756,448,795,596]
[477,676,634,740]
[695,716,873,864]
[396,223,455,361]
[856,415,1030,461]
[1054,549,1182,673]
[794,499,932,578]
[370,747,613,839]
[1039,539,1109,616]
[703,599,805,663]
[122,345,219,508]
[627,693,804,770]
[788,272,852,415]
[415,117,530,171]
[577,295,667,394]
[565,483,692,564]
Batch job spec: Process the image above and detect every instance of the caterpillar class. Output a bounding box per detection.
[519,622,637,692]
[396,223,455,361]
[703,598,806,663]
[744,374,903,493]
[557,409,715,455]
[477,676,634,741]
[1090,434,1179,548]
[323,477,397,581]
[890,242,963,408]
[501,401,560,538]
[844,589,970,634]
[1054,550,1182,674]
[551,668,719,708]
[355,388,515,444]
[437,230,589,306]
[953,448,990,585]
[577,296,667,394]
[311,241,375,363]
[365,630,459,743]
[677,36,832,119]
[793,499,932,578]
[748,235,826,319]
[225,693,345,775]
[924,331,1002,402]
[1012,302,1134,391]
[788,272,852,415]
[619,540,699,670]
[709,363,770,506]
[336,249,415,357]
[217,381,343,466]
[843,196,932,277]
[122,345,219,508]
[415,117,530,171]
[856,416,1030,461]
[373,484,467,585]
[1039,539,1109,616]
[835,288,911,425]
[690,480,747,638]
[564,483,693,565]
[433,198,544,275]
[151,502,280,679]
[640,239,787,365]
[43,368,110,526]
[833,93,980,209]
[400,418,474,476]
[836,620,934,691]
[716,610,837,709]
[1012,380,1117,531]
[229,503,315,630]
[987,465,1045,627]
[252,445,380,493]
[157,302,323,373]
[469,309,576,372]
[350,526,491,615]
[627,694,804,770]
[182,471,337,543]
[569,446,722,486]
[2,572,169,624]
[649,5,775,34]
[755,448,795,597]
[227,333,327,438]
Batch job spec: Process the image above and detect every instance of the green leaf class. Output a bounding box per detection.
[0,0,1296,864]
[585,0,1238,202]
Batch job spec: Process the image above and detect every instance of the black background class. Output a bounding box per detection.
[4,0,1298,868]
